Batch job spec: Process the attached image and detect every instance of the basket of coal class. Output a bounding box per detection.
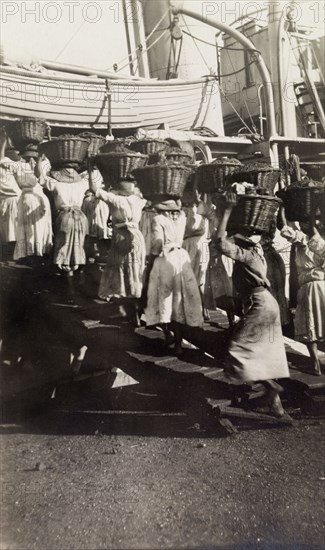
[277,180,325,222]
[129,138,169,156]
[99,137,135,153]
[79,132,106,157]
[227,193,283,234]
[148,148,193,166]
[96,147,148,184]
[234,162,282,194]
[197,157,243,194]
[13,117,48,147]
[132,162,191,199]
[39,134,90,168]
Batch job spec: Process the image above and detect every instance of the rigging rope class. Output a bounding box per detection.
[54,20,85,61]
[217,82,253,134]
[218,60,255,78]
[223,46,256,133]
[181,15,211,72]
[145,8,169,43]
[182,29,261,54]
[117,29,169,74]
[106,8,169,73]
[179,16,260,133]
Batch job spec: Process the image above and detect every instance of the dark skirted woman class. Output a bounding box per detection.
[212,192,290,417]
[145,198,203,356]
[90,175,146,326]
[281,218,325,375]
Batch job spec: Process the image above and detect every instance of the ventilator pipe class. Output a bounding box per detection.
[171,6,279,164]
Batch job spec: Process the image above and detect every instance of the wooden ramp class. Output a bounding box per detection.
[1,261,324,429]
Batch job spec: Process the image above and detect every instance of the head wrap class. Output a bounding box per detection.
[111,180,135,196]
[22,144,39,160]
[153,199,181,212]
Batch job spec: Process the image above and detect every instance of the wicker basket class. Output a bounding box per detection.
[99,138,135,153]
[79,132,106,157]
[39,136,90,167]
[96,152,148,184]
[277,185,325,222]
[228,195,282,234]
[235,163,282,194]
[197,158,243,193]
[130,139,169,156]
[132,164,191,199]
[148,149,192,166]
[13,117,48,146]
[300,164,325,182]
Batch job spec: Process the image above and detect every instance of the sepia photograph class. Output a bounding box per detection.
[0,1,324,548]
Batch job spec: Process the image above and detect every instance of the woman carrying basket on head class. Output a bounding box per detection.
[13,144,52,266]
[182,190,212,321]
[0,131,22,260]
[144,198,203,356]
[0,132,52,264]
[279,210,325,376]
[212,191,290,417]
[37,155,89,300]
[89,172,146,326]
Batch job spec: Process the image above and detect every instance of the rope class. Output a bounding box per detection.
[217,83,253,134]
[106,8,169,72]
[224,47,256,133]
[54,20,85,61]
[182,30,216,48]
[166,28,183,79]
[117,29,169,73]
[145,8,169,43]
[219,60,255,78]
[182,29,261,54]
[181,15,211,72]
[179,17,258,133]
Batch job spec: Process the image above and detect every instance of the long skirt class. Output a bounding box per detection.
[182,234,210,289]
[139,209,156,257]
[82,194,110,239]
[53,207,88,268]
[205,248,234,311]
[99,227,145,300]
[264,247,290,326]
[0,196,19,243]
[294,280,325,342]
[145,247,203,327]
[14,190,53,259]
[224,288,289,383]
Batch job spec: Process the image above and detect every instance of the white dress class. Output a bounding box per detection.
[204,207,234,311]
[0,157,21,243]
[139,206,156,256]
[95,190,146,299]
[145,212,203,327]
[182,203,210,289]
[281,226,325,342]
[13,159,52,259]
[81,170,110,239]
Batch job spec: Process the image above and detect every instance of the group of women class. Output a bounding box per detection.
[1,128,324,418]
